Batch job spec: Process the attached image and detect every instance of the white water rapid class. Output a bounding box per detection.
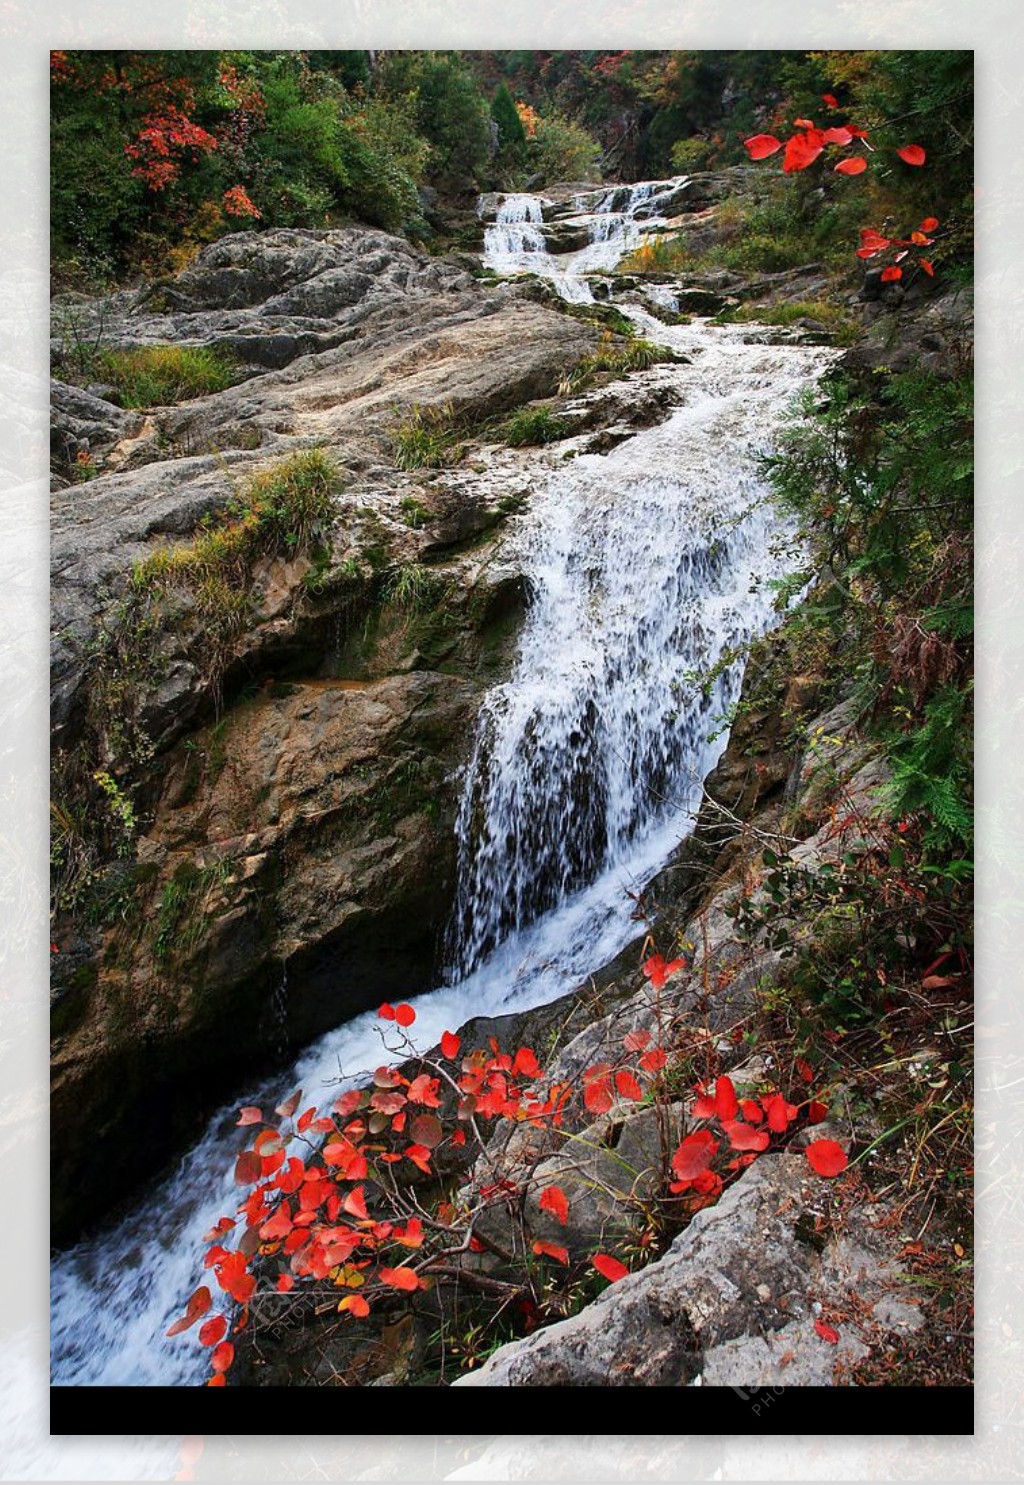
[49,305,833,1389]
[482,177,689,302]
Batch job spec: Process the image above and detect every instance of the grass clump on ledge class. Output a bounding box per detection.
[501,406,572,447]
[559,332,675,396]
[392,404,465,471]
[132,447,339,596]
[98,344,240,407]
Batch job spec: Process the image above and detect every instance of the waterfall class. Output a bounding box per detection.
[481,176,689,303]
[48,312,834,1389]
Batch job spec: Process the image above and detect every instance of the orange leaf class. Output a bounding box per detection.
[834,156,867,175]
[207,1373,225,1387]
[897,144,926,166]
[880,265,903,282]
[236,1106,263,1126]
[210,1340,235,1373]
[339,1293,371,1316]
[532,1240,569,1265]
[805,1139,849,1177]
[378,1265,422,1291]
[592,1253,629,1282]
[920,216,939,231]
[639,1047,667,1073]
[440,1030,460,1059]
[822,93,839,108]
[642,954,685,990]
[538,1184,570,1226]
[920,259,935,277]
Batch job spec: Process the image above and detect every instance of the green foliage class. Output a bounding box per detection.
[381,562,441,613]
[379,51,491,189]
[559,333,675,395]
[525,111,602,186]
[96,345,238,407]
[392,404,464,470]
[501,407,571,447]
[491,82,527,183]
[153,859,232,963]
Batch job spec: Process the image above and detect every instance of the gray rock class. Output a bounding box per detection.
[455,1155,922,1387]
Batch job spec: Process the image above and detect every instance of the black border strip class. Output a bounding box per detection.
[51,1384,974,1437]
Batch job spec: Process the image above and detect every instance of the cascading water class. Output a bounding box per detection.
[482,177,689,303]
[48,303,834,1389]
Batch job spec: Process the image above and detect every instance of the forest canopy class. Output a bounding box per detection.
[51,49,973,291]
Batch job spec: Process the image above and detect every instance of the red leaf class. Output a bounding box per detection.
[880,266,903,282]
[583,1064,614,1115]
[615,1069,643,1102]
[814,1318,840,1344]
[762,1092,799,1133]
[533,1240,569,1265]
[198,1314,228,1348]
[834,156,867,175]
[407,1073,441,1107]
[378,1002,396,1020]
[805,1139,849,1177]
[409,1112,443,1149]
[857,229,890,259]
[166,1286,212,1337]
[639,1047,667,1073]
[783,131,824,172]
[207,1373,225,1387]
[513,1046,541,1079]
[743,133,782,161]
[440,1030,460,1059]
[378,1265,422,1291]
[822,93,839,108]
[332,1089,364,1118]
[722,1120,770,1152]
[920,258,935,277]
[691,1087,717,1118]
[233,1150,262,1186]
[236,1106,263,1126]
[920,216,939,231]
[808,1100,829,1125]
[394,1003,416,1027]
[623,1028,651,1053]
[792,117,816,131]
[671,1129,717,1182]
[897,144,926,166]
[259,1203,293,1241]
[714,1075,738,1122]
[592,1253,629,1282]
[405,1143,432,1174]
[795,1058,814,1083]
[343,1186,369,1221]
[539,1184,570,1226]
[450,1126,466,1146]
[210,1341,235,1373]
[739,1098,763,1124]
[642,953,686,990]
[276,1274,295,1293]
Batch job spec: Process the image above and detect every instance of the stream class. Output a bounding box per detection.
[50,185,834,1389]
